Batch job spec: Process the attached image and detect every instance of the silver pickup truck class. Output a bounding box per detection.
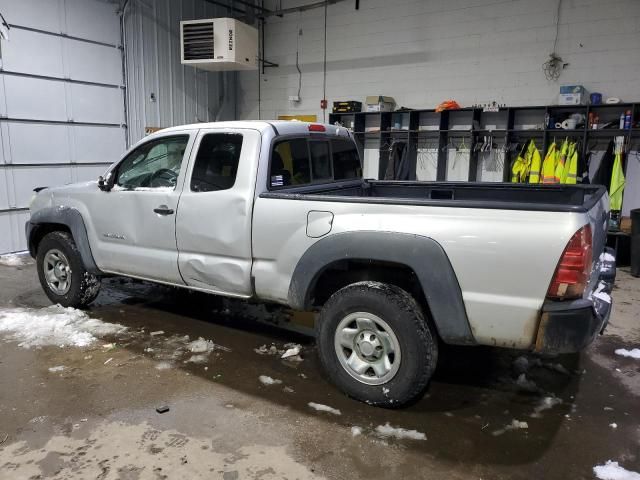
[26,120,616,407]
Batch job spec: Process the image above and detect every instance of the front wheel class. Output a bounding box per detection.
[317,281,438,408]
[36,231,101,308]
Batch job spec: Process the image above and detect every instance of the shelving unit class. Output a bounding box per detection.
[329,103,640,182]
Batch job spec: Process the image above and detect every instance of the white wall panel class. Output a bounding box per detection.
[65,40,123,85]
[73,164,108,181]
[11,166,73,207]
[0,215,14,253]
[72,126,125,164]
[3,76,68,121]
[1,29,64,77]
[64,0,121,45]
[0,0,62,32]
[6,123,71,165]
[0,169,10,209]
[69,84,123,124]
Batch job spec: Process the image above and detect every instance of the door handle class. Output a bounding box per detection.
[154,205,174,215]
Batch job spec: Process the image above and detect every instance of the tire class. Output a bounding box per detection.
[36,231,101,308]
[317,281,438,408]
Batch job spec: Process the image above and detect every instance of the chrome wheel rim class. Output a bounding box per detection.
[334,312,401,385]
[43,249,72,295]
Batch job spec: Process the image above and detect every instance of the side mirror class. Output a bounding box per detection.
[98,172,115,192]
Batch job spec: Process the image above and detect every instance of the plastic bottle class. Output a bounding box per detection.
[624,110,632,129]
[620,113,626,129]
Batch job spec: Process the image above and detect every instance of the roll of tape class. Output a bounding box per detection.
[605,97,621,104]
[555,122,563,129]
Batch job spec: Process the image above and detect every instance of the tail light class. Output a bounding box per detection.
[308,124,326,132]
[547,224,593,300]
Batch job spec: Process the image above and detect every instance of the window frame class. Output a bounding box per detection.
[112,134,190,191]
[189,132,244,193]
[267,135,360,191]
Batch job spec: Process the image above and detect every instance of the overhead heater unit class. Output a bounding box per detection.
[180,18,258,71]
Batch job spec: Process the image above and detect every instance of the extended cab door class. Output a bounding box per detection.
[86,131,195,283]
[175,128,261,297]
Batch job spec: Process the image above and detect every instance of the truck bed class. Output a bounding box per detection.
[261,180,607,213]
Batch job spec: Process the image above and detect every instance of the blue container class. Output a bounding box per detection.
[590,92,602,105]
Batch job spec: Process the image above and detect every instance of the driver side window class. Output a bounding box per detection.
[116,135,189,189]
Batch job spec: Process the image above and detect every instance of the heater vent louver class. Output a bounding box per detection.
[182,21,214,60]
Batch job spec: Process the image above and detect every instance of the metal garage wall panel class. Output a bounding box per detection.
[69,84,123,124]
[72,125,125,164]
[73,164,108,182]
[11,166,73,208]
[0,169,10,209]
[0,0,63,33]
[64,0,121,45]
[65,39,122,85]
[0,29,65,77]
[3,76,68,121]
[0,215,14,253]
[6,123,71,165]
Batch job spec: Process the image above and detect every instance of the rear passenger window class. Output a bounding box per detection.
[310,141,332,181]
[191,133,243,192]
[332,139,361,180]
[269,137,361,189]
[271,139,310,187]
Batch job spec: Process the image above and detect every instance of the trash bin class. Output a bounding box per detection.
[631,208,640,277]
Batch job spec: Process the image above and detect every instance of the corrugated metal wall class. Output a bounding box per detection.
[124,0,237,145]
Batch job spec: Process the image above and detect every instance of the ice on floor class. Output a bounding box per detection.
[351,426,363,437]
[374,423,426,441]
[187,337,231,354]
[48,366,65,372]
[185,354,208,364]
[308,402,341,416]
[609,423,618,429]
[614,348,640,359]
[515,373,538,392]
[155,362,173,370]
[259,375,282,386]
[593,460,640,480]
[492,419,529,436]
[281,344,301,359]
[531,395,562,418]
[0,305,126,348]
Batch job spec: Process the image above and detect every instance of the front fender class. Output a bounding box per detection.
[27,207,100,274]
[288,231,475,345]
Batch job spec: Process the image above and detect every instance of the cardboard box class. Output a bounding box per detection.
[558,85,586,105]
[365,95,396,112]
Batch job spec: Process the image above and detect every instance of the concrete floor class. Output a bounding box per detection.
[0,261,639,480]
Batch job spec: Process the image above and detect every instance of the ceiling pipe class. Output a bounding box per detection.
[258,0,348,18]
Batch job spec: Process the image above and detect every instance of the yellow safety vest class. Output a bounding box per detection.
[511,143,530,183]
[541,142,557,184]
[610,152,625,211]
[528,141,542,183]
[554,140,569,184]
[562,142,578,184]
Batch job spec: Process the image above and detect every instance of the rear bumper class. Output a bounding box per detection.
[534,247,615,354]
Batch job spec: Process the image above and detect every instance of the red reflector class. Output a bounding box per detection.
[308,124,326,132]
[547,225,593,300]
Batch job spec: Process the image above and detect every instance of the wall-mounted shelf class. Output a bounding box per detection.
[329,103,640,182]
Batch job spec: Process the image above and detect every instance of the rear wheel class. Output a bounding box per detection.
[36,231,101,308]
[317,281,438,407]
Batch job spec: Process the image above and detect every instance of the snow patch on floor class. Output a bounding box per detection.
[515,373,538,392]
[614,348,640,359]
[600,252,616,263]
[0,305,126,348]
[492,419,529,436]
[308,402,341,416]
[48,365,65,372]
[374,423,426,441]
[351,426,363,437]
[259,375,282,386]
[187,337,230,354]
[531,395,562,418]
[593,460,640,480]
[0,252,32,267]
